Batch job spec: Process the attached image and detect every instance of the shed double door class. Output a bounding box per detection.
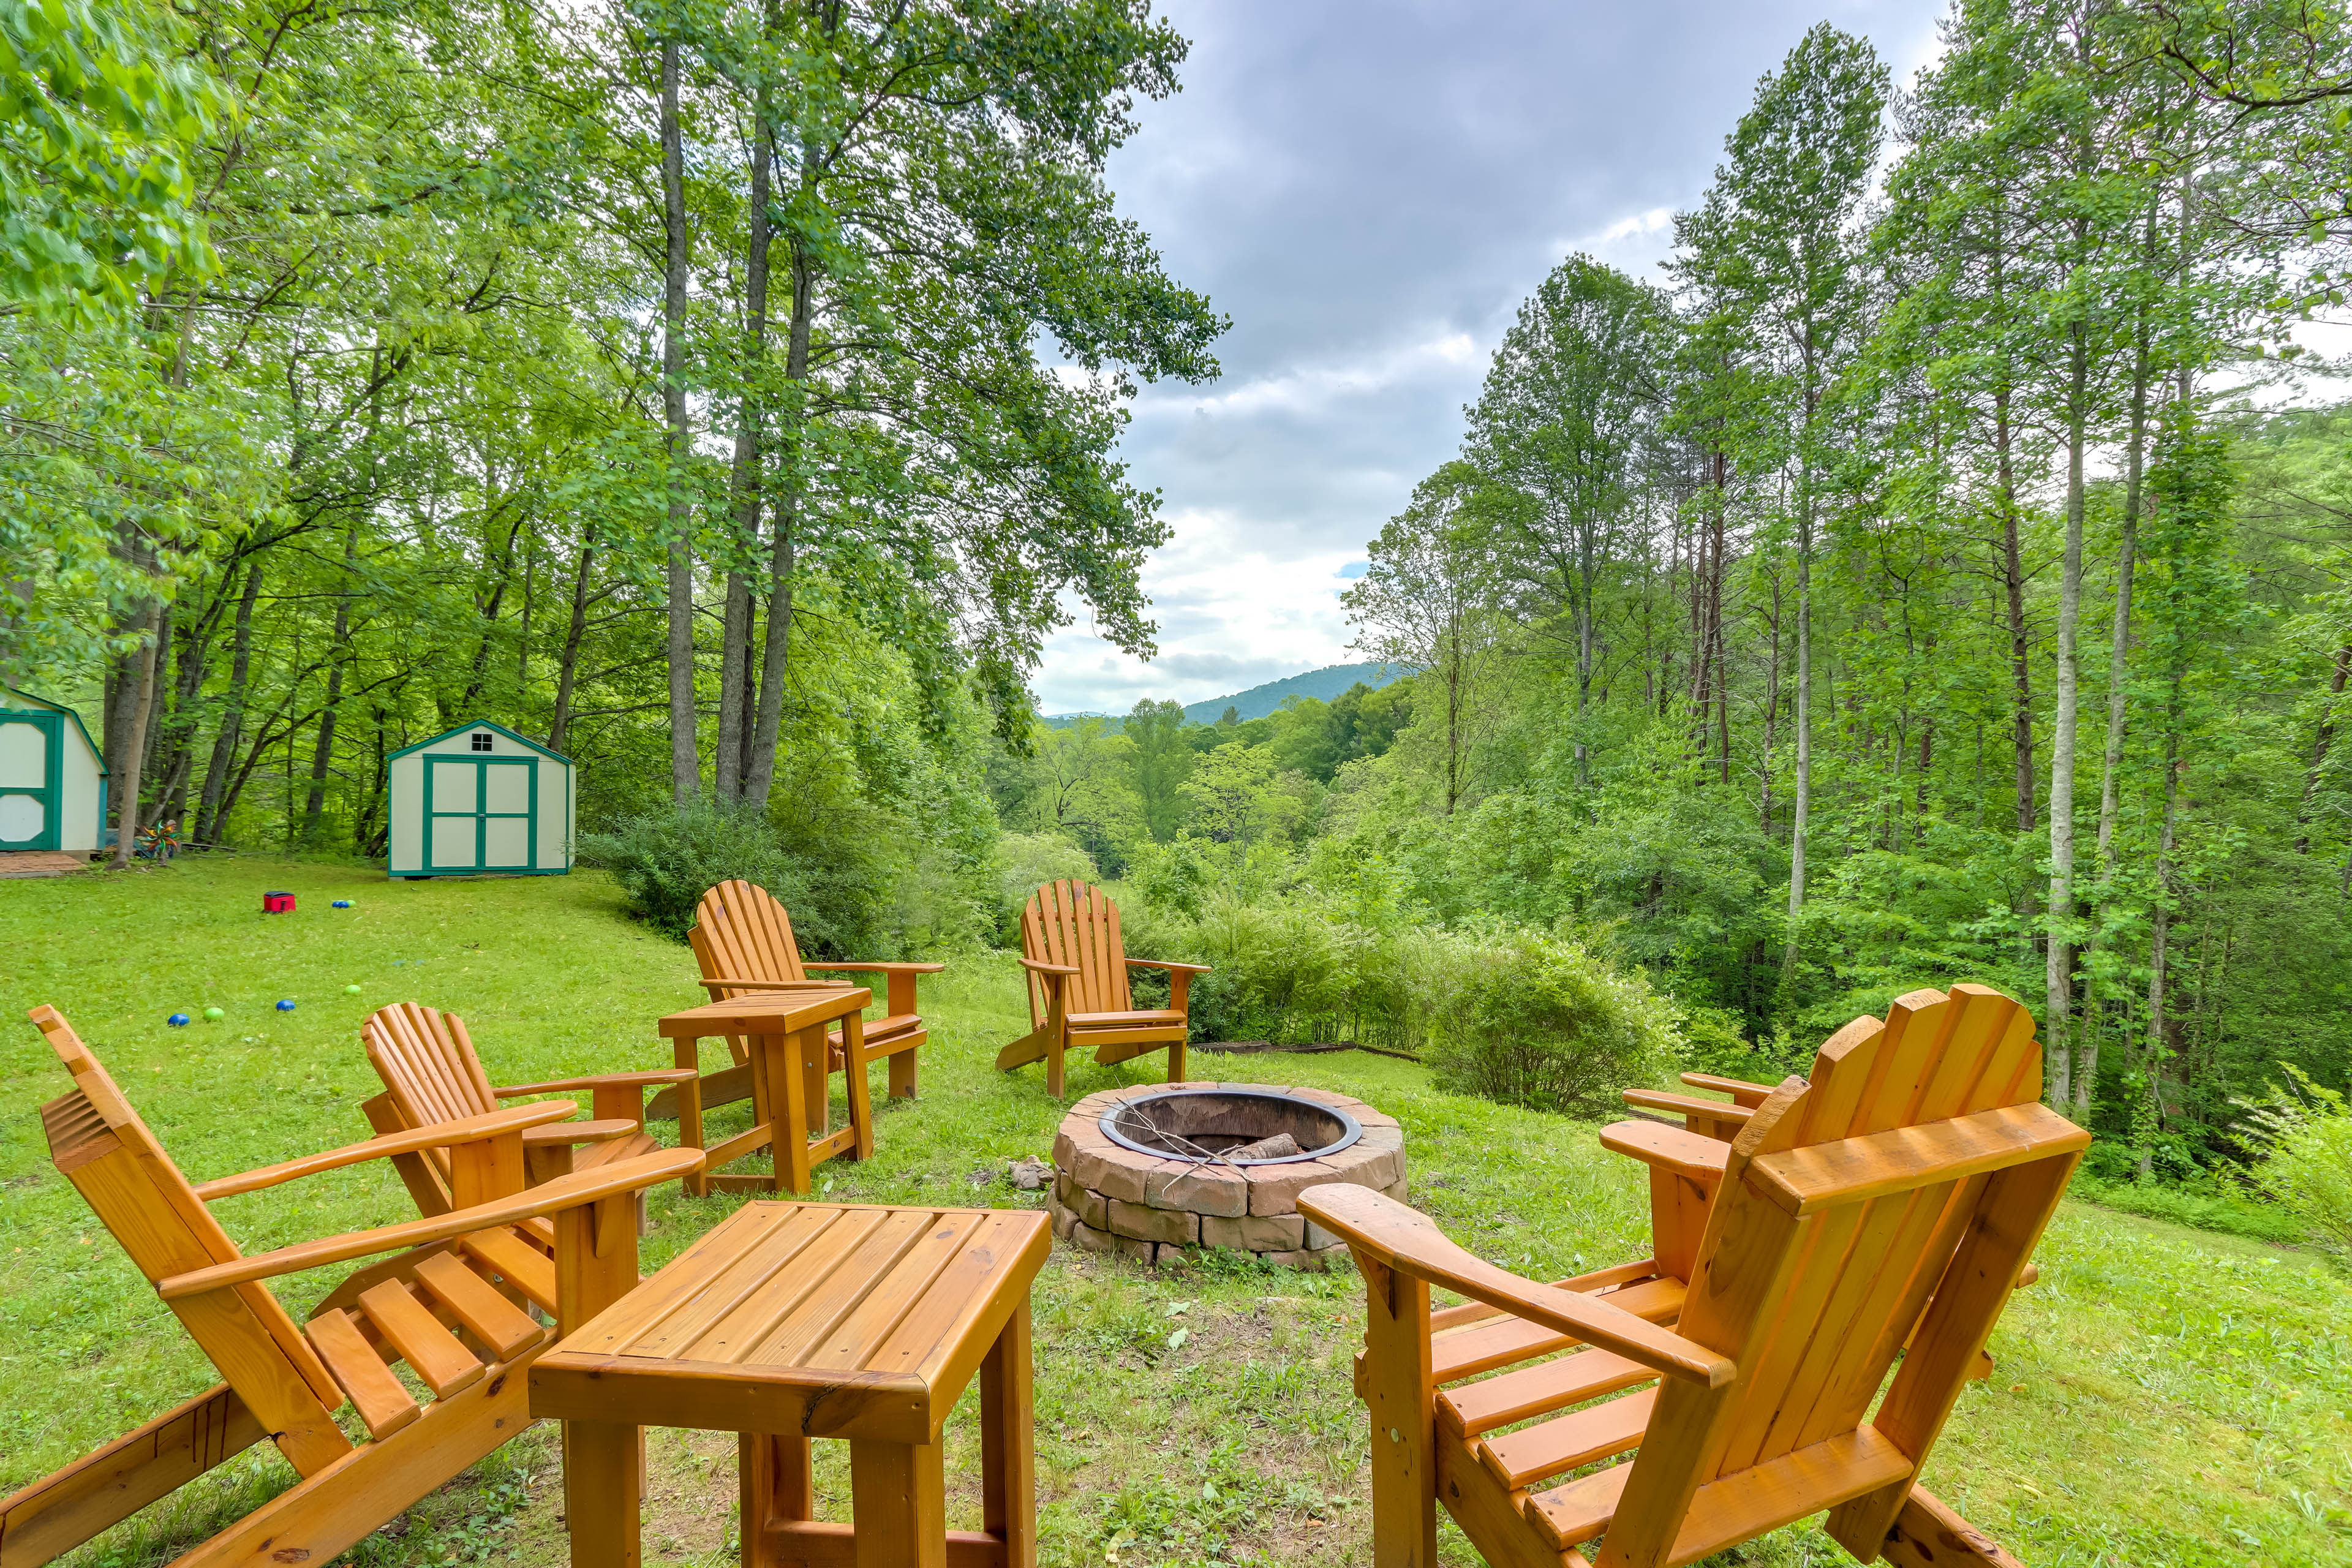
[424,755,535,872]
[0,710,62,851]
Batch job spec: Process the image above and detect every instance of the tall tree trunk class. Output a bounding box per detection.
[741,172,815,808]
[2296,642,2350,853]
[1760,568,1782,833]
[661,37,699,805]
[1784,511,1812,976]
[2139,688,2184,1180]
[2084,330,2153,1121]
[301,521,360,839]
[548,533,595,756]
[108,605,162,869]
[716,101,774,805]
[2047,316,2090,1109]
[196,556,263,845]
[1996,386,2036,835]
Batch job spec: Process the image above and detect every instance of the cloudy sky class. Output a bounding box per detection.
[1031,0,1950,717]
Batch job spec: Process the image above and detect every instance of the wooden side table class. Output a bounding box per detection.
[660,991,874,1196]
[530,1200,1050,1568]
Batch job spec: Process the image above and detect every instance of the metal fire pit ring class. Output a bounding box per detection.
[1099,1085,1362,1167]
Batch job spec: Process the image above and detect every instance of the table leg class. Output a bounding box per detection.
[766,1031,812,1194]
[848,1438,945,1568]
[557,1197,644,1568]
[980,1300,1036,1568]
[567,1422,644,1568]
[740,1433,816,1568]
[675,1036,708,1198]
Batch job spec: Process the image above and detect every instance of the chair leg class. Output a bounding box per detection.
[1358,1261,1437,1568]
[1167,1037,1186,1084]
[1046,1033,1065,1099]
[841,1013,876,1162]
[887,1046,918,1099]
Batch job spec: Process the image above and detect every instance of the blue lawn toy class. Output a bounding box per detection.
[276,999,297,1012]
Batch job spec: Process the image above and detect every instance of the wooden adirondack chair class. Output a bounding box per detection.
[2,1006,699,1568]
[666,880,944,1128]
[360,1001,699,1221]
[1300,984,2084,1568]
[997,878,1208,1096]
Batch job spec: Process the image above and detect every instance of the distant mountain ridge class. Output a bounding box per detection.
[1043,661,1411,729]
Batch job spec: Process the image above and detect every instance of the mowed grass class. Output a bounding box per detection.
[2,857,2347,1568]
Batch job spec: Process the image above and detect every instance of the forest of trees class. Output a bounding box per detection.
[9,1,2352,1180]
[2,0,1221,940]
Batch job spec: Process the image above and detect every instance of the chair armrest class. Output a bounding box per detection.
[522,1118,639,1147]
[1019,958,1080,977]
[1599,1120,1732,1183]
[1681,1071,1776,1107]
[156,1148,706,1299]
[1296,1183,1734,1388]
[1125,957,1211,975]
[495,1068,701,1095]
[802,961,947,976]
[190,1102,579,1201]
[1623,1088,1754,1127]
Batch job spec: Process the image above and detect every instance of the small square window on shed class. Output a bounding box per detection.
[470,732,493,752]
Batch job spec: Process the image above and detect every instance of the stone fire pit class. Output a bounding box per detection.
[1047,1081,1406,1268]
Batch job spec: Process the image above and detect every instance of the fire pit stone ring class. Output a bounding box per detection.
[1047,1081,1406,1269]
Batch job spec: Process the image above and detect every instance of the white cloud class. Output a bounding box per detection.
[1031,0,1950,717]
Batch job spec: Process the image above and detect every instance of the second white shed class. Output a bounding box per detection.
[386,720,573,878]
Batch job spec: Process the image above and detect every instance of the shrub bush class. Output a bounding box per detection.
[2242,1066,2352,1267]
[1426,929,1678,1120]
[581,798,807,940]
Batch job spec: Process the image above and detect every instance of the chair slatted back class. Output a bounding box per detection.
[1596,986,2069,1566]
[27,1006,352,1473]
[693,880,810,986]
[364,1002,499,1128]
[1019,878,1130,1023]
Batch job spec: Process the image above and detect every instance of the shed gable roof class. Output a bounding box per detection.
[3,685,105,765]
[388,719,571,766]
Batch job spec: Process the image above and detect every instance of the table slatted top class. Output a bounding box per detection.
[657,989,873,1036]
[530,1201,1050,1442]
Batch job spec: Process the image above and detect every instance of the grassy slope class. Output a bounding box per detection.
[2,858,2346,1568]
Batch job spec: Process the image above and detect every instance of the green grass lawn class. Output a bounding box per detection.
[4,857,2348,1567]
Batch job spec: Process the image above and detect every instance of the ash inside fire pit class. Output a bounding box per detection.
[1102,1087,1359,1166]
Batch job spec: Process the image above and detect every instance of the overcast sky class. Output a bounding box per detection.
[1030,0,1949,717]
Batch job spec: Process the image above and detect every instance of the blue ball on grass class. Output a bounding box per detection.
[276,999,297,1012]
[167,1013,190,1027]
[333,900,352,909]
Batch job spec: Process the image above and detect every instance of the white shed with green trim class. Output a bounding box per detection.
[0,687,104,854]
[386,721,574,878]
